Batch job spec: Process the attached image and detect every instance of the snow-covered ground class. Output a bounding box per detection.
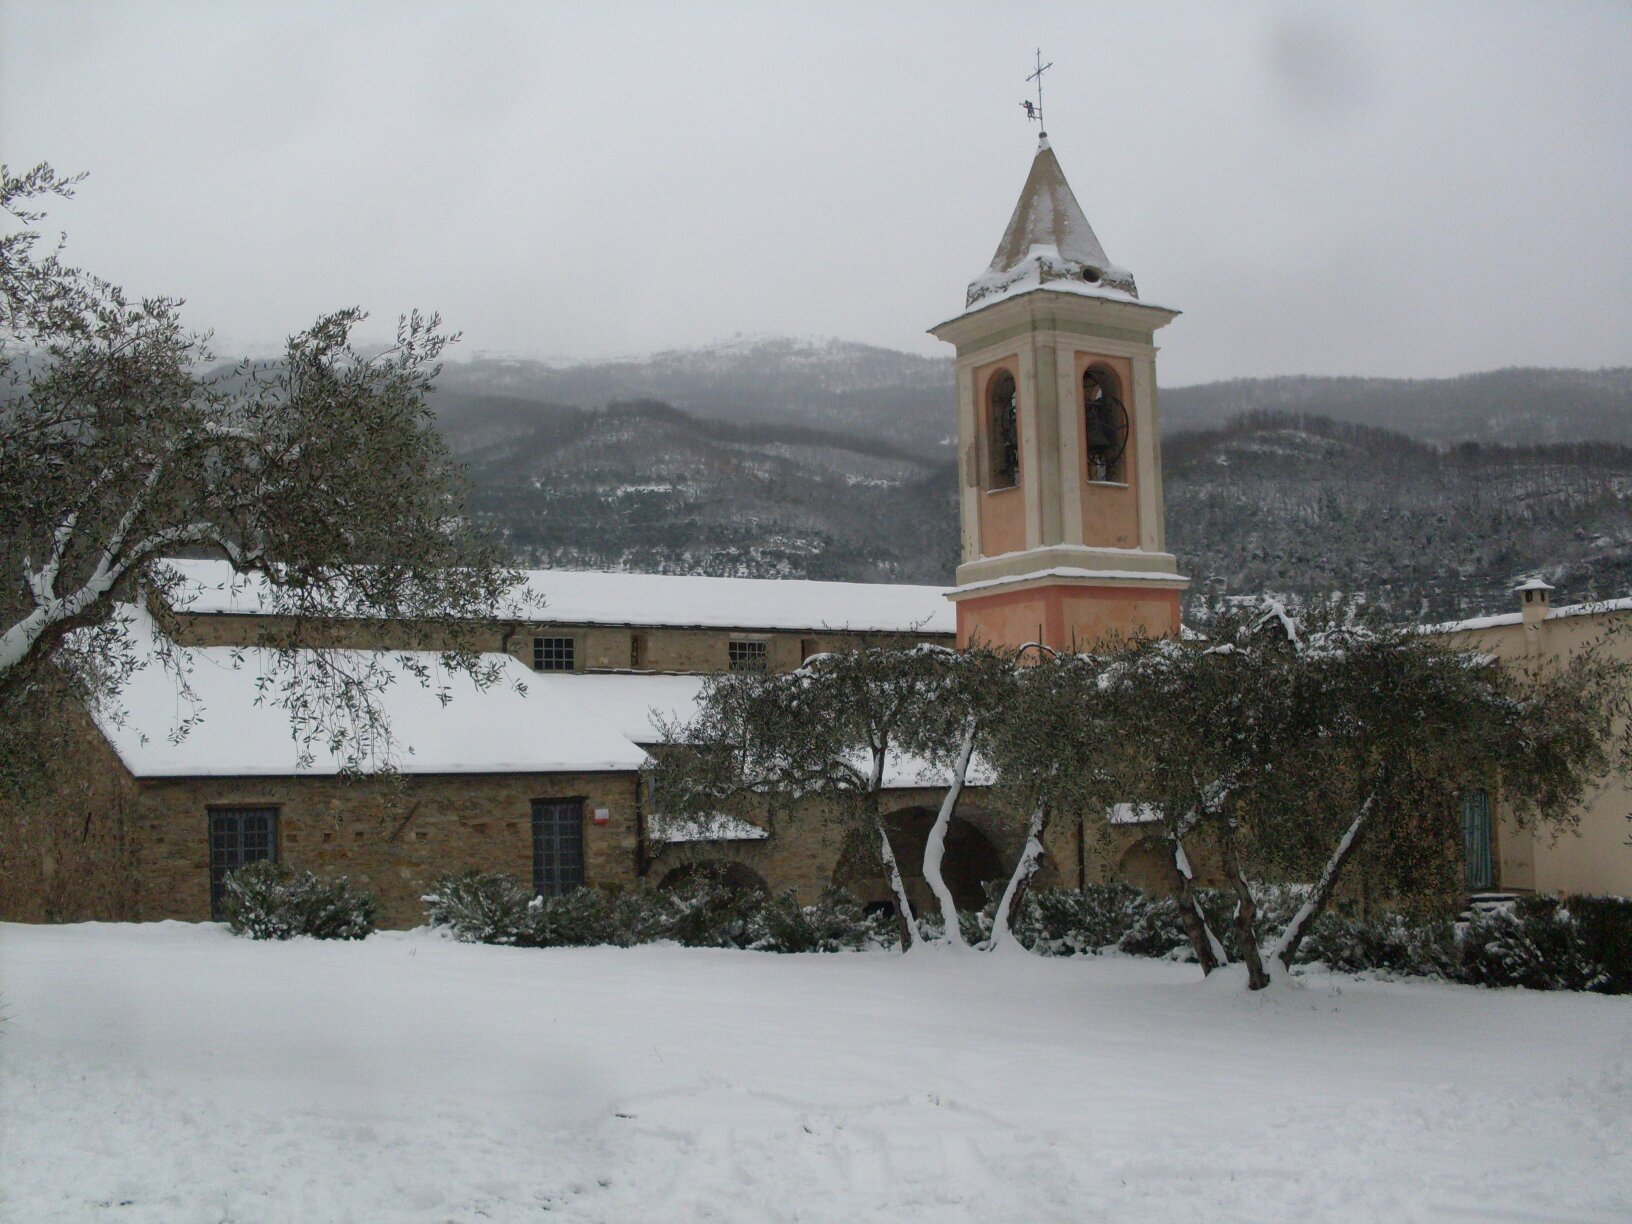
[3,923,1629,1223]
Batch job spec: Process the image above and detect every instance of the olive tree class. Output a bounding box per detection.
[652,643,989,951]
[1104,601,1632,989]
[1,163,518,778]
[978,646,1128,950]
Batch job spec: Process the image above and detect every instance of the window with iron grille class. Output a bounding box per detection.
[208,806,278,920]
[533,635,575,672]
[532,798,585,897]
[728,639,768,672]
[630,633,647,670]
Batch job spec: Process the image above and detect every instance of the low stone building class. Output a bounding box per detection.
[56,560,1092,929]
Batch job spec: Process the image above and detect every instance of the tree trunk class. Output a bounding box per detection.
[865,747,919,952]
[1271,784,1382,974]
[876,817,919,951]
[988,803,1048,951]
[922,720,977,948]
[1167,834,1226,975]
[1218,827,1269,990]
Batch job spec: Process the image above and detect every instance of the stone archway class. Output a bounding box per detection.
[658,859,770,895]
[831,809,1005,914]
[1116,840,1175,894]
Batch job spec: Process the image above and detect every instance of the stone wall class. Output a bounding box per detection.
[0,702,144,923]
[163,609,953,678]
[124,768,1081,930]
[132,771,643,928]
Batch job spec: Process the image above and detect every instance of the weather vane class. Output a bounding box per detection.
[1021,48,1052,135]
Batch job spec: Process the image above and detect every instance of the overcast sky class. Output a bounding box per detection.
[4,1,1629,385]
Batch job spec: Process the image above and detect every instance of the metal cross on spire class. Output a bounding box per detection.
[1021,48,1053,135]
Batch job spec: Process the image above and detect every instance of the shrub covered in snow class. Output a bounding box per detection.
[423,872,890,953]
[523,886,686,948]
[422,871,532,944]
[756,887,897,953]
[663,874,766,949]
[1301,911,1460,978]
[1458,895,1632,993]
[224,862,378,941]
[1560,895,1632,992]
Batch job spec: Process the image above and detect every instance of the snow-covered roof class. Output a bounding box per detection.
[1107,803,1162,826]
[95,607,975,785]
[157,558,955,636]
[963,136,1152,313]
[1513,577,1555,593]
[1424,596,1632,636]
[96,605,694,778]
[646,813,770,844]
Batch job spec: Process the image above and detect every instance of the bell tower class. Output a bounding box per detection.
[931,132,1187,650]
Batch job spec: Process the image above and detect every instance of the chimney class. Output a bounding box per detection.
[1515,577,1554,653]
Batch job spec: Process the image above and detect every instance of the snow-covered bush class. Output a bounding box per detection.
[525,886,622,947]
[422,871,531,944]
[1458,896,1612,992]
[664,875,766,948]
[1300,911,1460,978]
[756,887,895,953]
[525,886,682,948]
[916,906,992,947]
[1560,895,1632,993]
[1015,884,1150,956]
[1115,895,1193,959]
[224,862,378,941]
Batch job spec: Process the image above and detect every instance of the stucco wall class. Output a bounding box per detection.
[1438,606,1632,897]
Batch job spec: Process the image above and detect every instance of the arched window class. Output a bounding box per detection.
[1083,366,1130,483]
[988,371,1019,489]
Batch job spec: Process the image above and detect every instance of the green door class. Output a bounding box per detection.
[1461,790,1493,891]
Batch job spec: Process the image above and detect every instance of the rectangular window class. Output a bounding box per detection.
[800,637,819,663]
[630,633,647,670]
[728,638,768,672]
[208,806,278,920]
[533,635,575,672]
[532,798,585,897]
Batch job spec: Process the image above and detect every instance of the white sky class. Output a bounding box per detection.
[3,1,1629,385]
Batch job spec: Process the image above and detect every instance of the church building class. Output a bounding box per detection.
[31,126,1625,926]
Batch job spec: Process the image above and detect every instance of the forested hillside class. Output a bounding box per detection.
[441,396,959,584]
[1164,413,1632,621]
[429,340,1632,622]
[1161,368,1632,445]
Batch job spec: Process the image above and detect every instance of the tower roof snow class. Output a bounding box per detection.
[965,137,1139,310]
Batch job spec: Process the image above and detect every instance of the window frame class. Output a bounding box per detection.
[532,796,586,898]
[532,634,577,672]
[728,637,769,672]
[207,805,279,921]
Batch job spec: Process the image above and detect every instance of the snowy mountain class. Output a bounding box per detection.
[1160,367,1632,446]
[442,397,958,585]
[435,337,955,455]
[430,341,1632,618]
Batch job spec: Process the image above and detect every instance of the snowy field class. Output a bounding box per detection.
[2,923,1630,1223]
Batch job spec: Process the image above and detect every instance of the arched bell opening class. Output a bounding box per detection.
[986,369,1020,490]
[1083,365,1129,484]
